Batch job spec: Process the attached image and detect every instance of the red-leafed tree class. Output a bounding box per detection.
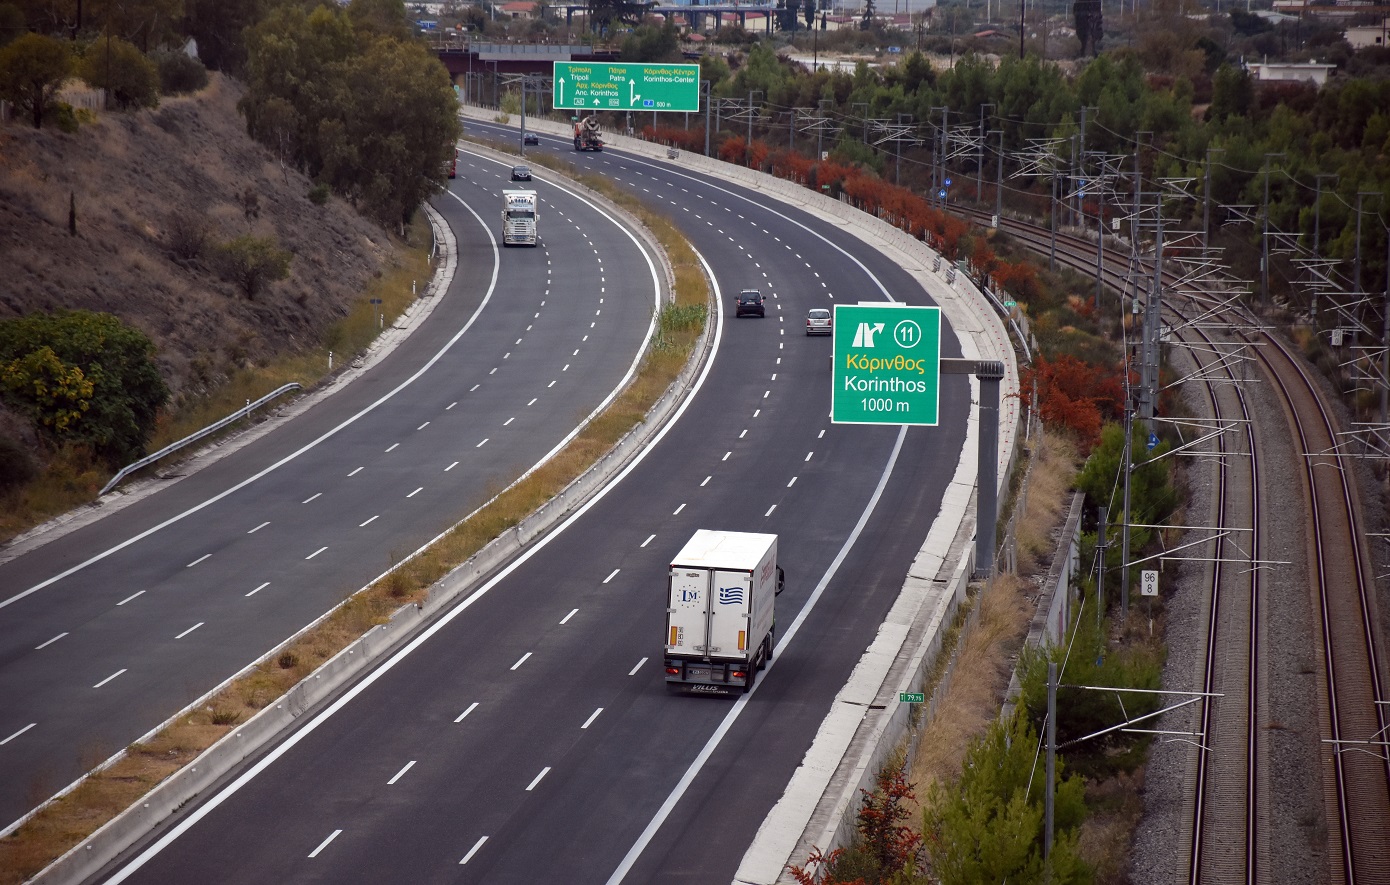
[1021,353,1126,452]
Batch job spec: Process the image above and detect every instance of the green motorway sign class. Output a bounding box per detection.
[552,61,700,112]
[900,692,925,704]
[832,304,941,426]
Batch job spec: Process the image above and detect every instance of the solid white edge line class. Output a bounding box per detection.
[0,197,503,614]
[101,239,720,885]
[603,425,909,885]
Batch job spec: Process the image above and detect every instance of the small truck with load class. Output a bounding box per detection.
[573,115,604,151]
[501,189,538,246]
[664,530,783,695]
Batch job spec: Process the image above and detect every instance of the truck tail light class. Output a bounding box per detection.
[732,670,747,680]
[665,667,680,675]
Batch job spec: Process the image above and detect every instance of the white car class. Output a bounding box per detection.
[806,308,832,336]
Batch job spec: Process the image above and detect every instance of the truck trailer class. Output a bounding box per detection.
[501,189,538,246]
[664,530,782,695]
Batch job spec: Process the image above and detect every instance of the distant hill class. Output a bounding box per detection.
[0,74,397,436]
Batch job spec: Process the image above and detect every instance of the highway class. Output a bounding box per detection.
[0,159,661,832]
[90,128,973,883]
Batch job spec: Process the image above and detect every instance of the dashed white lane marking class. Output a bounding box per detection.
[603,569,620,584]
[1,723,36,745]
[460,836,488,865]
[455,702,479,723]
[308,829,341,858]
[563,364,570,372]
[805,452,814,461]
[510,652,532,671]
[186,554,211,568]
[117,591,143,606]
[248,521,270,533]
[418,421,430,430]
[387,761,416,785]
[504,417,515,426]
[385,443,399,453]
[306,546,327,560]
[548,380,557,388]
[818,429,826,439]
[526,767,551,791]
[470,384,480,392]
[629,657,648,676]
[582,708,603,729]
[700,476,711,487]
[246,582,270,597]
[763,391,770,399]
[175,622,204,640]
[560,608,578,625]
[476,438,489,448]
[722,452,731,461]
[35,632,67,650]
[673,503,686,516]
[765,505,777,517]
[93,669,127,689]
[489,368,497,375]
[753,409,761,418]
[739,429,747,439]
[447,402,457,410]
[407,487,423,498]
[641,534,655,548]
[302,493,321,504]
[527,398,537,406]
[788,477,798,487]
[360,515,379,527]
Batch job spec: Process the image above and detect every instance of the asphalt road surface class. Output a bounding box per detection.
[91,131,972,884]
[0,157,661,831]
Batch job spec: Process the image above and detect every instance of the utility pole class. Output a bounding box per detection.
[702,80,711,157]
[1261,153,1284,309]
[995,128,1004,226]
[1354,191,1380,293]
[1313,173,1336,258]
[1133,132,1150,248]
[1120,401,1134,622]
[1139,212,1164,427]
[1096,505,1108,632]
[1383,228,1390,425]
[1045,661,1057,860]
[1203,147,1224,257]
[1050,172,1058,270]
[978,103,994,204]
[1092,152,1104,311]
[746,90,762,166]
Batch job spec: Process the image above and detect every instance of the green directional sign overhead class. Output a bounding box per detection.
[552,61,700,112]
[832,304,941,426]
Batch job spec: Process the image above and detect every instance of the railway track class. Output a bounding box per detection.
[958,207,1390,882]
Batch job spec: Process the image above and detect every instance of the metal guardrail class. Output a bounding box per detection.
[99,383,303,496]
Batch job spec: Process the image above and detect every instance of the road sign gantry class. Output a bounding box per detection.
[552,61,701,112]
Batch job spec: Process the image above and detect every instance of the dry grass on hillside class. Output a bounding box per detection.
[907,430,1081,805]
[0,73,399,404]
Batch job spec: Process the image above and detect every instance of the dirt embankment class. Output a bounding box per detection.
[0,74,396,435]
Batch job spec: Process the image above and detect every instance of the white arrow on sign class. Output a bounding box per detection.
[629,79,639,105]
[557,78,565,104]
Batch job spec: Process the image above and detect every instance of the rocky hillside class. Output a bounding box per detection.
[0,74,397,416]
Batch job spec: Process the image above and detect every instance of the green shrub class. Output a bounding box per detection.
[152,50,209,95]
[308,182,331,205]
[76,35,158,110]
[214,235,293,299]
[0,311,169,466]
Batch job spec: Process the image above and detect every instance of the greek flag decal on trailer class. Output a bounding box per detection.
[718,586,744,605]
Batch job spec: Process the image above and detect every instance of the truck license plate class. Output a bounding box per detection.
[686,666,710,680]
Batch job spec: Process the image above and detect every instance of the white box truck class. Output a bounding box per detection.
[501,189,538,246]
[664,530,783,694]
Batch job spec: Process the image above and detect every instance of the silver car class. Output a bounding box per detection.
[805,307,832,336]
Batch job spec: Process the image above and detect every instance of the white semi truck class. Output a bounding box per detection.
[501,189,538,246]
[664,530,782,694]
